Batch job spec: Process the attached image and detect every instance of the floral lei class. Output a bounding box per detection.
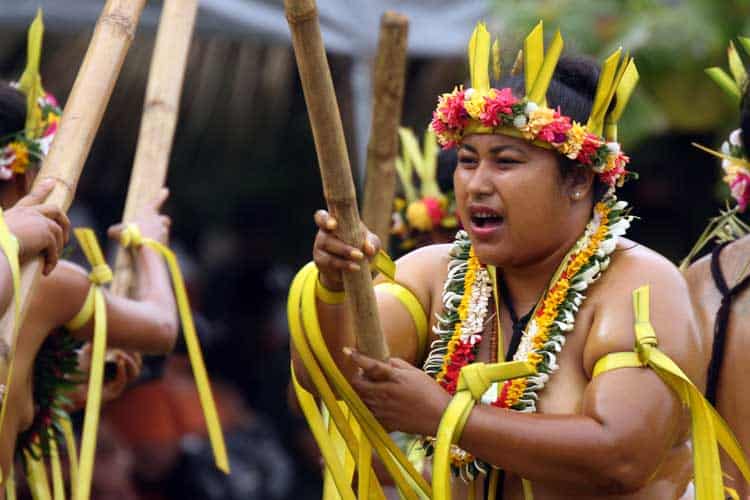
[430,86,633,189]
[421,194,632,481]
[16,329,80,461]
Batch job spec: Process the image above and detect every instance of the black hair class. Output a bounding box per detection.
[498,55,612,201]
[0,82,26,146]
[741,82,750,153]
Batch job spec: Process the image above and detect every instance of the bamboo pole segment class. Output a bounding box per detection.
[285,0,388,361]
[111,0,198,297]
[361,12,408,249]
[0,0,147,386]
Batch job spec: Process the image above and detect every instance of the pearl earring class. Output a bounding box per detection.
[573,191,582,200]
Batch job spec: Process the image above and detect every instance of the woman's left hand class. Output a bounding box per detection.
[348,349,450,436]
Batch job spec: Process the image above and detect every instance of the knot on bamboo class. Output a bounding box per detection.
[144,98,175,114]
[102,11,137,40]
[284,2,318,25]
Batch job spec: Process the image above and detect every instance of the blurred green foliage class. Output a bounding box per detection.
[490,0,750,145]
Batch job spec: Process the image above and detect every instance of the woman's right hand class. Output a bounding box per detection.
[5,179,71,274]
[108,188,172,245]
[312,210,380,291]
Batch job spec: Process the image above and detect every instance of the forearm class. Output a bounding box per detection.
[458,406,652,493]
[129,246,178,351]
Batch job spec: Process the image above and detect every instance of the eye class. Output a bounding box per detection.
[495,156,522,166]
[458,154,478,168]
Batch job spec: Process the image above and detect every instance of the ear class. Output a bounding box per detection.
[563,166,596,202]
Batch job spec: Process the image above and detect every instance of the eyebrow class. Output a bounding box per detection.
[459,144,525,154]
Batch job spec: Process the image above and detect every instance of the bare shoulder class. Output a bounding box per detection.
[583,239,704,383]
[381,243,453,306]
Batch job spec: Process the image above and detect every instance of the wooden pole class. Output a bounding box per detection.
[285,0,388,360]
[361,12,408,249]
[0,0,147,387]
[111,0,198,297]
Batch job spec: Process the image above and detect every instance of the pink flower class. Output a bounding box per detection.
[437,90,468,129]
[731,171,750,212]
[44,93,59,107]
[537,115,572,144]
[479,88,518,127]
[599,153,630,187]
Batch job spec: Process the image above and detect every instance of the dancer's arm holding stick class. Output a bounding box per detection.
[285,0,389,362]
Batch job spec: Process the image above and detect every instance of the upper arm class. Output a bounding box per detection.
[37,260,176,354]
[373,244,449,365]
[579,251,701,469]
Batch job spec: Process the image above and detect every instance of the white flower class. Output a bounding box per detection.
[613,200,628,211]
[513,115,528,128]
[600,237,617,255]
[721,141,731,155]
[464,87,475,100]
[0,166,13,180]
[525,101,538,114]
[729,128,743,147]
[481,382,499,405]
[606,142,621,154]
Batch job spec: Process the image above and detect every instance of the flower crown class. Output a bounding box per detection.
[392,127,458,248]
[0,11,61,181]
[429,22,639,189]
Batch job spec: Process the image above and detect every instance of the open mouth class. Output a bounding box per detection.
[469,207,503,229]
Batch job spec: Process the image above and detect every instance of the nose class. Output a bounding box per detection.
[465,161,494,198]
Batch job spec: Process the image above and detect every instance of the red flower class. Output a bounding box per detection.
[576,133,603,165]
[479,88,518,127]
[422,196,446,227]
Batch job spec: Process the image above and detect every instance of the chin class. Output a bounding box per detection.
[469,239,511,267]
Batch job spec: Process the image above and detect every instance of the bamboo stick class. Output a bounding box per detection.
[111,0,198,297]
[0,0,147,389]
[361,12,408,249]
[285,0,388,360]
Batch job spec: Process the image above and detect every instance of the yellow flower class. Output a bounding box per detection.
[464,89,487,120]
[8,142,29,174]
[560,122,587,159]
[521,106,556,139]
[406,200,433,231]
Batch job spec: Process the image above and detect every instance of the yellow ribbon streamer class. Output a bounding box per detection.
[4,464,15,500]
[593,286,750,499]
[68,228,111,500]
[431,361,536,500]
[289,262,432,499]
[0,206,22,448]
[24,449,51,500]
[119,224,229,474]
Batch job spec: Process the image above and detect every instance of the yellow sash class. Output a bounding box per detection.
[118,224,229,473]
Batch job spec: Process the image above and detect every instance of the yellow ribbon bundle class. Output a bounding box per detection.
[288,262,431,500]
[66,228,112,500]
